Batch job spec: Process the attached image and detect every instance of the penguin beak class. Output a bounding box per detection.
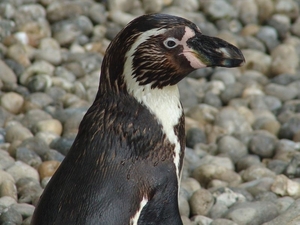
[187,34,245,68]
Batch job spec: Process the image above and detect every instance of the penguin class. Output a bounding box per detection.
[31,14,245,225]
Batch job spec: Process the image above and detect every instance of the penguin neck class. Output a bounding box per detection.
[125,72,184,178]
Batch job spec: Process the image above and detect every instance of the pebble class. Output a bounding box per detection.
[0,150,15,170]
[0,180,17,200]
[1,92,24,114]
[16,177,43,204]
[271,44,299,76]
[6,161,39,182]
[192,164,241,187]
[249,130,277,158]
[265,83,298,101]
[189,188,214,216]
[256,26,279,52]
[1,0,300,224]
[214,107,252,134]
[0,59,17,84]
[186,127,206,147]
[263,198,300,225]
[32,119,63,136]
[241,49,271,75]
[0,207,23,225]
[242,165,276,182]
[38,160,60,179]
[225,201,278,225]
[217,135,248,163]
[271,174,300,198]
[0,196,16,208]
[15,147,42,168]
[5,122,33,143]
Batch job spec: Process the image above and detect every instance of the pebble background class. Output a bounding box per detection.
[0,0,300,224]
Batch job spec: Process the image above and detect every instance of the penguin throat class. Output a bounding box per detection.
[124,70,183,178]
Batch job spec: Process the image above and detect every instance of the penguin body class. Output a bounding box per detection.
[31,14,244,225]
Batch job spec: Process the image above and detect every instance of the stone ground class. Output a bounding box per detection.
[1,0,300,224]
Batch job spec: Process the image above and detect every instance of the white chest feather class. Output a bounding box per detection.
[124,64,182,178]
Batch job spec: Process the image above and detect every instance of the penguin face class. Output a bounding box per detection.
[101,13,245,91]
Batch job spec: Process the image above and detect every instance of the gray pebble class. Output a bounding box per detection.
[203,92,222,108]
[23,92,54,112]
[244,36,266,52]
[11,203,34,218]
[249,130,277,158]
[16,178,42,204]
[203,0,237,20]
[271,73,300,85]
[225,201,278,225]
[265,83,297,102]
[178,195,190,217]
[6,161,39,182]
[41,149,64,162]
[279,114,300,140]
[274,0,299,20]
[18,137,49,158]
[0,197,16,208]
[263,198,300,225]
[50,137,74,156]
[291,17,300,37]
[275,196,294,214]
[0,59,17,85]
[190,215,212,225]
[186,128,206,147]
[256,26,279,52]
[284,153,300,178]
[15,147,42,168]
[5,122,33,143]
[220,83,244,105]
[0,207,22,225]
[267,14,290,39]
[215,107,252,134]
[267,159,288,175]
[89,3,107,24]
[242,165,276,182]
[211,218,238,225]
[20,61,54,86]
[0,150,15,170]
[209,202,228,219]
[236,154,261,172]
[46,1,87,23]
[192,164,241,187]
[21,109,52,131]
[217,135,248,163]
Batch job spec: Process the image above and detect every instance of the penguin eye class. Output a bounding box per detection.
[163,38,178,49]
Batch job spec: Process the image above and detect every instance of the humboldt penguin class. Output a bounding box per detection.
[31,14,245,225]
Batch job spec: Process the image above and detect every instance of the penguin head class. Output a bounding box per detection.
[100,13,245,92]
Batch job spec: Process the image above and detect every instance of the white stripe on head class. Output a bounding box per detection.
[123,28,183,179]
[130,197,148,225]
[180,26,207,69]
